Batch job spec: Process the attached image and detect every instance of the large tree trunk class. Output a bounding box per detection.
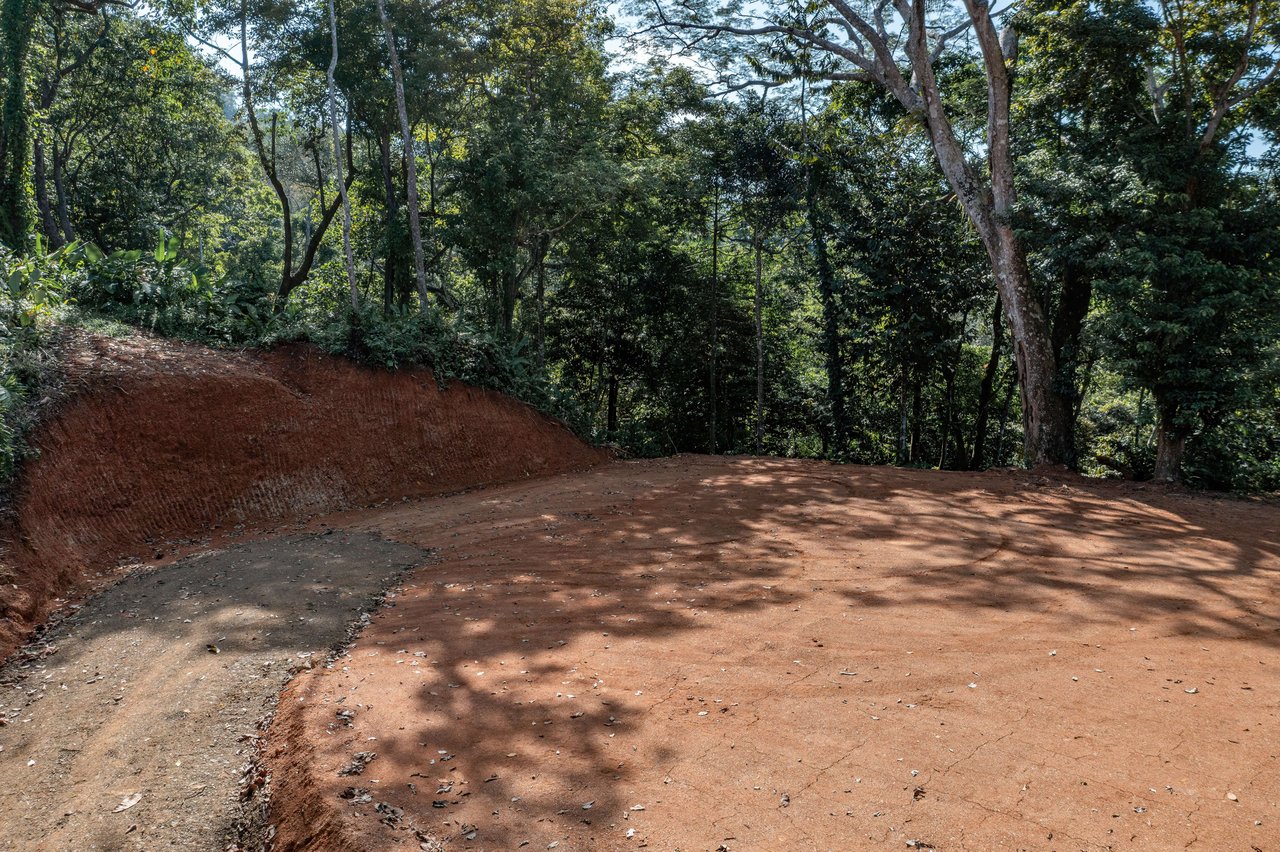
[662,1,1070,466]
[897,4,1071,467]
[326,0,359,312]
[992,230,1071,467]
[1152,406,1188,482]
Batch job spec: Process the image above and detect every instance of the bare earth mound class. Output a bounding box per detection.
[265,456,1279,851]
[0,333,607,659]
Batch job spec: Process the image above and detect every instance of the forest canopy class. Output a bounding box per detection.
[1,0,1278,489]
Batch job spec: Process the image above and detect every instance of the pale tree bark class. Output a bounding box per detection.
[377,0,435,311]
[905,4,1068,467]
[326,0,359,312]
[654,0,1072,466]
[236,3,350,303]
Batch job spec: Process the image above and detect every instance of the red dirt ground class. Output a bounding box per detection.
[264,456,1280,851]
[4,336,1278,849]
[0,333,606,660]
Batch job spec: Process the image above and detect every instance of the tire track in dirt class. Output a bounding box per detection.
[0,531,428,852]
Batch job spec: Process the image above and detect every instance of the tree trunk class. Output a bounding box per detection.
[278,125,353,301]
[0,0,38,247]
[607,372,619,433]
[377,0,431,310]
[753,232,764,456]
[32,135,60,247]
[708,183,720,455]
[377,129,398,313]
[326,0,359,312]
[900,5,1070,467]
[239,13,346,303]
[990,220,1071,467]
[1153,407,1187,482]
[806,188,846,456]
[238,9,295,302]
[971,294,1003,469]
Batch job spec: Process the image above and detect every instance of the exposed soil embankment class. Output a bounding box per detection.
[0,333,607,659]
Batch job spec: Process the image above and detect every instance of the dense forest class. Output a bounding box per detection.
[1,0,1278,489]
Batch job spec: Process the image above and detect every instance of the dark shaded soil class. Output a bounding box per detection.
[0,531,428,851]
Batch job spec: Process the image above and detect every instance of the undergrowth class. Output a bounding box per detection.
[0,237,594,496]
[0,241,82,490]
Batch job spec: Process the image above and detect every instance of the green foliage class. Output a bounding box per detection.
[0,236,79,482]
[0,0,1277,492]
[73,234,226,338]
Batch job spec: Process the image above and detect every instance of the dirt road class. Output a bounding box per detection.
[0,532,427,851]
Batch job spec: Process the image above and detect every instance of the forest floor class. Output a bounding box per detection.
[1,455,1277,851]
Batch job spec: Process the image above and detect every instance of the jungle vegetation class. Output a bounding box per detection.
[1,0,1278,490]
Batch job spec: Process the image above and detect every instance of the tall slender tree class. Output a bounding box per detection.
[326,0,358,311]
[376,0,432,310]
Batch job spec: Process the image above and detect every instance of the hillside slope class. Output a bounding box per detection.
[0,333,607,658]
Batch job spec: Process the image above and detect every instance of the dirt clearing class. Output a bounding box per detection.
[0,531,428,851]
[265,456,1279,851]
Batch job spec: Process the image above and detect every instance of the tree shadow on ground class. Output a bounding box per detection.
[327,457,1278,848]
